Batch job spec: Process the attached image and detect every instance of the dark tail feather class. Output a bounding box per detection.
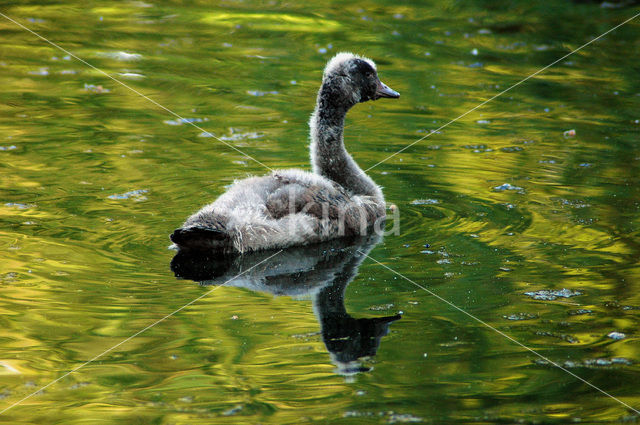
[170,226,230,251]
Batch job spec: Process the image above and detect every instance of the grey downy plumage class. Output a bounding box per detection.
[171,52,399,253]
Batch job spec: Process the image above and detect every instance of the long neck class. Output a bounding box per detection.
[309,84,383,199]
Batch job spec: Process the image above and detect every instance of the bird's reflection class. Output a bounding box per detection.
[170,234,401,376]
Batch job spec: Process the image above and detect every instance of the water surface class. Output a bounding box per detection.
[1,1,639,423]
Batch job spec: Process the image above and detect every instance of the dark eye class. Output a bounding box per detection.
[366,72,373,78]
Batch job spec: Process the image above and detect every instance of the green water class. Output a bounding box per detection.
[1,1,640,423]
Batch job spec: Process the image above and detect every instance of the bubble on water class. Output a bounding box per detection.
[388,413,424,423]
[369,304,394,311]
[464,144,491,153]
[537,357,633,368]
[344,411,375,418]
[222,405,243,416]
[28,67,49,76]
[118,72,145,79]
[559,198,590,209]
[411,199,439,205]
[220,132,262,141]
[503,312,538,321]
[607,332,626,340]
[69,382,90,390]
[524,288,582,301]
[584,358,632,367]
[536,330,578,343]
[164,117,207,126]
[5,202,36,209]
[568,309,592,316]
[108,189,148,201]
[84,83,110,93]
[247,90,278,96]
[500,146,524,153]
[493,183,524,193]
[98,51,142,61]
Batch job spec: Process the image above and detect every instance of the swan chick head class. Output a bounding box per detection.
[322,52,399,106]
